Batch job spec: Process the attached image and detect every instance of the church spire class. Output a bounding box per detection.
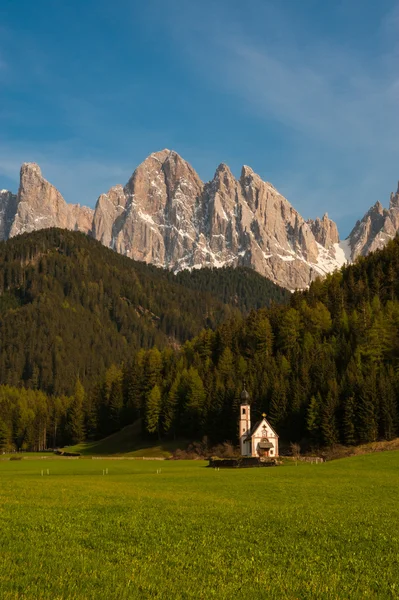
[240,381,250,404]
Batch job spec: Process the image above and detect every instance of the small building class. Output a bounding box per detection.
[239,386,279,458]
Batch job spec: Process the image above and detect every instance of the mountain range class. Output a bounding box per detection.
[1,150,398,289]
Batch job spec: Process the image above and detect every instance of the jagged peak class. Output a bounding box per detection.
[216,162,231,173]
[21,162,42,178]
[239,165,279,195]
[149,149,171,163]
[389,184,399,209]
[371,200,384,214]
[149,149,189,167]
[240,165,254,179]
[106,184,124,194]
[214,163,234,179]
[95,184,125,205]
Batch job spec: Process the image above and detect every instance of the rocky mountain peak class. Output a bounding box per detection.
[4,150,398,291]
[21,162,42,178]
[149,148,171,163]
[389,183,399,209]
[308,213,340,248]
[212,163,235,190]
[347,187,399,260]
[240,165,254,179]
[371,200,384,215]
[6,163,93,239]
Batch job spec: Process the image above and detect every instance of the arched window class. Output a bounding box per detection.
[242,408,246,415]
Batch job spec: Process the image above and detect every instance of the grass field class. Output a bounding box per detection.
[1,453,398,599]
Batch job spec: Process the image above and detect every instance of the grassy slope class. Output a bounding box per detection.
[65,421,187,458]
[0,453,398,599]
[64,425,399,459]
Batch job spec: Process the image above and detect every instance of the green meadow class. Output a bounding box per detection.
[0,454,398,600]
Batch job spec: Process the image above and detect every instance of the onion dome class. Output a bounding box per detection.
[240,384,250,404]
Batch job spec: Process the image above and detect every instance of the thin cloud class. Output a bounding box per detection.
[165,2,399,154]
[154,0,399,233]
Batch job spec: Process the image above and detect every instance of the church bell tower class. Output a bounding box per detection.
[239,384,251,456]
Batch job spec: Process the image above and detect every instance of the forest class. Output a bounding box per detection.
[1,229,399,452]
[0,229,287,395]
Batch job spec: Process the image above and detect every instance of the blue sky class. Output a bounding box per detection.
[1,0,398,236]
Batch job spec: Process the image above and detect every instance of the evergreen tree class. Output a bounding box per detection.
[321,388,338,447]
[307,395,321,445]
[357,370,378,443]
[342,395,356,446]
[67,379,85,444]
[0,418,10,450]
[146,385,162,437]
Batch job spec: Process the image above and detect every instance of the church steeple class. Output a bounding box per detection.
[240,383,250,405]
[239,384,251,456]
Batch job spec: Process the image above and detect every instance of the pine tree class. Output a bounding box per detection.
[357,371,378,443]
[306,394,321,445]
[182,368,206,438]
[0,418,10,450]
[378,368,398,440]
[67,379,85,444]
[269,375,288,429]
[343,395,356,445]
[321,389,338,447]
[146,385,162,437]
[162,376,178,436]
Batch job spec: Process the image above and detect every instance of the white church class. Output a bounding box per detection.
[239,386,279,458]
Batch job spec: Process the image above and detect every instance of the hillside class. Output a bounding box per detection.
[99,236,399,448]
[2,235,399,452]
[172,266,288,313]
[0,228,287,395]
[64,421,185,458]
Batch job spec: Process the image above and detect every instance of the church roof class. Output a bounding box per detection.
[244,418,279,441]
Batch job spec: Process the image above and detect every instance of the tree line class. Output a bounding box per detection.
[0,229,286,395]
[2,236,399,452]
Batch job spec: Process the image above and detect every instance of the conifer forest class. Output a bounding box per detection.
[1,228,399,451]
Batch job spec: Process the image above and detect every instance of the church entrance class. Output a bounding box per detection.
[258,439,273,458]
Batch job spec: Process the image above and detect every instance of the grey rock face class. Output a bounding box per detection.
[0,190,18,240]
[347,183,399,260]
[308,214,339,248]
[5,151,398,290]
[9,163,93,238]
[90,150,346,289]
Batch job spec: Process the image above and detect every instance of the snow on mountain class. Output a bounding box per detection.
[1,151,397,290]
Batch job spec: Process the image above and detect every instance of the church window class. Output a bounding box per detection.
[242,408,246,415]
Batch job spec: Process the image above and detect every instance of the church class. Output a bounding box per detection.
[239,386,279,458]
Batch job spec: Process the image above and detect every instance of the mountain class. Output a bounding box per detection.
[93,150,350,289]
[1,151,397,290]
[7,163,93,236]
[1,153,348,290]
[0,228,287,394]
[347,182,399,260]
